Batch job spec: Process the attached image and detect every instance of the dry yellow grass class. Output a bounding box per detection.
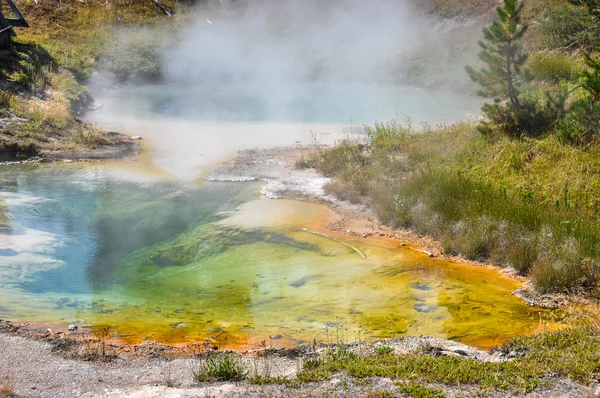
[0,376,13,398]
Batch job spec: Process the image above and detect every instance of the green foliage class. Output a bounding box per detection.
[466,0,559,137]
[465,0,530,106]
[528,52,582,82]
[540,5,600,50]
[193,352,248,382]
[0,91,15,112]
[477,84,567,137]
[568,0,600,18]
[397,382,445,398]
[557,100,600,144]
[556,27,600,145]
[0,43,57,91]
[375,345,394,355]
[582,41,600,102]
[315,121,600,292]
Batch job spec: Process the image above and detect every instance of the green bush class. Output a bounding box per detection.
[557,100,600,144]
[193,352,247,382]
[540,5,600,50]
[97,26,172,83]
[477,86,567,138]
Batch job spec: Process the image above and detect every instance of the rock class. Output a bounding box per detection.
[411,283,432,291]
[513,288,566,309]
[414,304,435,313]
[271,334,283,340]
[68,324,78,333]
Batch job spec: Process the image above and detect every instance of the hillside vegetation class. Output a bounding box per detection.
[0,0,180,159]
[315,0,600,295]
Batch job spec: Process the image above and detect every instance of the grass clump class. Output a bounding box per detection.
[193,352,248,382]
[397,382,445,398]
[375,345,394,356]
[528,51,584,82]
[0,376,13,398]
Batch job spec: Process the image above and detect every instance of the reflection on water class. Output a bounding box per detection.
[0,164,553,349]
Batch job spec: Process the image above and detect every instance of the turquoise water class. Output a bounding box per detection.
[91,82,482,124]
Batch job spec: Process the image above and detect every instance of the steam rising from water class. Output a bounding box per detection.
[160,0,476,122]
[87,1,481,178]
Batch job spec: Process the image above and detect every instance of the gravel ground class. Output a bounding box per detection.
[2,333,598,397]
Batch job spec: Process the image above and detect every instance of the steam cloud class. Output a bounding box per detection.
[160,0,478,123]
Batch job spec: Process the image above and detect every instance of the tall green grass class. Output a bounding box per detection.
[316,121,600,293]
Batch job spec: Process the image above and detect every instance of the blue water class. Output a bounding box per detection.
[94,82,482,124]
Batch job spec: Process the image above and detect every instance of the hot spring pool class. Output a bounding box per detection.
[0,163,553,350]
[0,82,554,350]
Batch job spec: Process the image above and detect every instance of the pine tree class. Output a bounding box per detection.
[466,0,535,136]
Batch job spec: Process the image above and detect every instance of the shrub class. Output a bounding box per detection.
[193,352,247,382]
[540,5,600,50]
[97,26,170,83]
[557,100,600,144]
[477,85,567,138]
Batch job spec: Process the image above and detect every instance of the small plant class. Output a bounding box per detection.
[193,352,248,382]
[0,376,13,398]
[330,346,357,362]
[0,91,15,112]
[295,155,316,169]
[397,382,446,398]
[375,345,394,355]
[161,362,179,388]
[57,325,116,362]
[540,5,600,50]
